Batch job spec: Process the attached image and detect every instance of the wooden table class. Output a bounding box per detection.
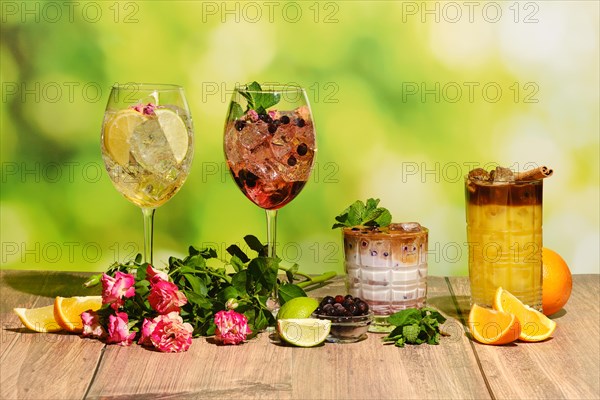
[1,271,598,400]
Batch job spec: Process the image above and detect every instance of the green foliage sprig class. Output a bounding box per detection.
[85,235,336,337]
[332,198,392,229]
[382,308,447,347]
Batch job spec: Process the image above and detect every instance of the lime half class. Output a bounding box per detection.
[154,108,189,164]
[103,109,146,166]
[277,297,319,320]
[277,318,331,347]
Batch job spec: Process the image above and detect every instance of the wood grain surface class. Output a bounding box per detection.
[1,271,598,400]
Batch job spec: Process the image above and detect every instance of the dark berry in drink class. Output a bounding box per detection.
[235,120,246,131]
[287,156,297,166]
[297,143,308,156]
[295,118,305,127]
[268,124,278,134]
[334,295,344,304]
[279,115,290,124]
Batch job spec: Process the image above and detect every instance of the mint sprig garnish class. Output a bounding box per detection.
[382,308,447,347]
[231,81,281,119]
[332,198,392,229]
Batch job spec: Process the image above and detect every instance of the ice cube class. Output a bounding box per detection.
[490,166,515,182]
[468,168,490,181]
[240,123,269,151]
[389,222,422,232]
[129,118,177,175]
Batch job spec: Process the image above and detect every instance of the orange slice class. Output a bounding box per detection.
[493,287,556,342]
[54,296,103,333]
[14,305,63,333]
[468,304,521,345]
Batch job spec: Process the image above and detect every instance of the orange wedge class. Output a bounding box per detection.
[54,296,103,333]
[468,304,521,345]
[14,305,63,333]
[493,287,556,342]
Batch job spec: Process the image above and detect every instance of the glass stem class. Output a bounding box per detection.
[265,209,279,308]
[265,209,278,258]
[142,208,156,265]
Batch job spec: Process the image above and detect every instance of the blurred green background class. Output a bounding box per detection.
[1,1,598,276]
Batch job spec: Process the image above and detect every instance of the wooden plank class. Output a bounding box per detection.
[447,274,600,399]
[289,276,491,400]
[0,271,104,400]
[86,276,490,400]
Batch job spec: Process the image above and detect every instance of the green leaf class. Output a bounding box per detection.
[238,81,281,114]
[229,101,244,120]
[218,286,239,303]
[230,255,245,273]
[184,274,205,296]
[387,308,422,327]
[231,270,248,295]
[247,257,278,294]
[226,244,250,263]
[244,235,267,257]
[332,198,392,228]
[278,283,307,305]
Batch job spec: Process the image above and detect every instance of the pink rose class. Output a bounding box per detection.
[139,312,193,352]
[81,310,106,338]
[101,272,135,310]
[267,110,277,120]
[247,109,259,121]
[214,310,252,345]
[146,265,169,285]
[148,280,187,314]
[106,312,136,346]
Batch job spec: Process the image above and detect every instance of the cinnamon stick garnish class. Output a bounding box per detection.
[514,166,553,181]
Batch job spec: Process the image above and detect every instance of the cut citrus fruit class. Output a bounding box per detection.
[154,108,189,163]
[54,296,103,333]
[493,287,556,342]
[103,109,146,165]
[468,304,521,345]
[276,297,319,320]
[277,318,331,347]
[14,305,63,333]
[542,248,572,316]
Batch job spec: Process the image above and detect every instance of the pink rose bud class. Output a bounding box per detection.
[106,312,136,346]
[148,312,194,353]
[81,310,106,338]
[268,110,277,120]
[148,280,187,314]
[143,103,156,115]
[214,310,252,345]
[101,272,135,310]
[247,109,259,122]
[146,265,169,284]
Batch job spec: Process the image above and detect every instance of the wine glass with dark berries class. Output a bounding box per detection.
[223,82,317,306]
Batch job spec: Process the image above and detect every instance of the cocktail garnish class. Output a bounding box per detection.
[332,198,392,229]
[230,81,282,119]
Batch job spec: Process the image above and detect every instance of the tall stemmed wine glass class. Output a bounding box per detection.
[101,83,194,264]
[223,83,317,305]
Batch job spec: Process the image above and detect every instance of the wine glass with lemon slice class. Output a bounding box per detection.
[101,83,194,264]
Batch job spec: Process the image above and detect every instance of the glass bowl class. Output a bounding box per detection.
[311,311,374,343]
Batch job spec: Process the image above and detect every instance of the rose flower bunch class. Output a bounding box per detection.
[82,266,194,352]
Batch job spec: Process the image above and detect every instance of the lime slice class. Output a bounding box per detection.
[277,297,319,320]
[103,109,146,166]
[277,318,331,347]
[154,108,189,164]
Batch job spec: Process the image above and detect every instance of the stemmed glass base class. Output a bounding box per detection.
[265,209,280,312]
[142,208,156,265]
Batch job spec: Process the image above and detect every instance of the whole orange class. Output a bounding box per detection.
[542,248,572,316]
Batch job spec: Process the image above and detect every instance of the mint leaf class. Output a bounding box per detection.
[238,81,281,114]
[229,101,244,120]
[332,198,392,229]
[382,307,447,347]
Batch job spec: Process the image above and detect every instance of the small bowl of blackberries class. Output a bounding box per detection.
[311,294,373,343]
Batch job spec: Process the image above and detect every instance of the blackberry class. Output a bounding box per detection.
[297,143,308,156]
[295,118,305,127]
[279,115,290,124]
[235,120,246,131]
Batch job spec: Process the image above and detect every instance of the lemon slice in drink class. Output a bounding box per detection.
[103,109,146,166]
[277,318,331,347]
[154,108,189,164]
[14,305,63,333]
